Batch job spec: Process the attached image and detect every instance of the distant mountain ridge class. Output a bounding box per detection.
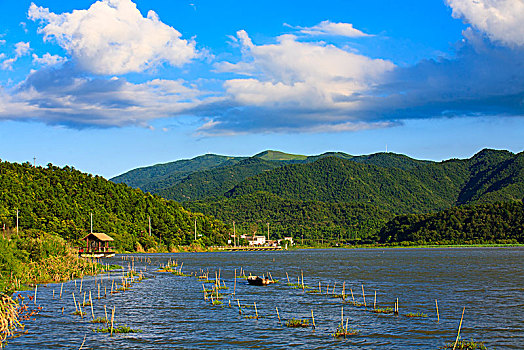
[111,149,436,201]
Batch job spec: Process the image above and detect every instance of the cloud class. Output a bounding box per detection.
[0,63,212,128]
[1,42,31,70]
[28,0,198,75]
[446,0,524,46]
[32,53,67,67]
[290,20,371,38]
[206,30,394,133]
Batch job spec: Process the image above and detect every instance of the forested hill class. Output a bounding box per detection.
[378,201,524,244]
[226,149,524,213]
[0,160,228,251]
[111,154,247,193]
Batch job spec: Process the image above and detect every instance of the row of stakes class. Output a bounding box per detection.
[21,255,470,349]
[173,265,471,348]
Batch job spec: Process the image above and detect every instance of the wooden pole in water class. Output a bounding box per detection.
[333,282,336,295]
[286,272,290,284]
[80,277,83,293]
[350,288,355,302]
[104,305,108,326]
[342,282,345,299]
[237,299,242,315]
[435,299,440,323]
[254,302,258,319]
[326,283,330,295]
[311,309,316,329]
[234,269,237,296]
[362,285,366,307]
[319,281,321,293]
[374,290,376,310]
[301,270,304,288]
[98,284,100,299]
[276,307,281,324]
[452,307,466,350]
[341,306,344,327]
[34,285,37,305]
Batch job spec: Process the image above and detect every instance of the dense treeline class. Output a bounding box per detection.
[185,191,394,243]
[378,201,524,244]
[0,161,228,251]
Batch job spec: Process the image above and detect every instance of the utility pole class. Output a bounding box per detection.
[148,216,151,236]
[90,212,93,234]
[16,209,19,233]
[267,222,269,244]
[33,156,36,167]
[194,219,197,241]
[233,221,236,247]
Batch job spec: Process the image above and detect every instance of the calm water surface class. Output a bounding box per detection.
[7,248,524,349]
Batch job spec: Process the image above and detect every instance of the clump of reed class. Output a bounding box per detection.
[440,339,487,349]
[333,324,359,338]
[371,307,395,315]
[0,294,22,346]
[91,317,109,324]
[94,325,141,333]
[404,312,428,318]
[285,318,310,328]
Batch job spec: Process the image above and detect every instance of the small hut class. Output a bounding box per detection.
[80,232,115,258]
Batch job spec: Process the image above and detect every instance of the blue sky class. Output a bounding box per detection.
[0,0,522,178]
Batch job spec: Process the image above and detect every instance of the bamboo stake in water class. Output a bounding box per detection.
[80,277,83,293]
[276,307,281,324]
[301,270,304,288]
[350,288,355,302]
[104,305,108,326]
[254,302,258,319]
[342,282,345,299]
[362,284,366,307]
[110,306,115,336]
[452,307,466,350]
[234,269,237,296]
[72,292,78,311]
[341,306,344,327]
[435,299,440,323]
[311,309,316,329]
[286,272,290,284]
[98,284,100,299]
[90,291,94,321]
[53,289,55,299]
[237,299,242,315]
[333,282,336,295]
[374,290,377,310]
[319,281,321,293]
[34,285,37,305]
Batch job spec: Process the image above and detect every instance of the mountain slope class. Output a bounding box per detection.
[0,161,228,251]
[111,154,246,192]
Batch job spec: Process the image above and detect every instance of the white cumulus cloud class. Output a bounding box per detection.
[447,0,524,46]
[292,20,371,37]
[217,31,394,110]
[28,0,198,75]
[32,53,67,67]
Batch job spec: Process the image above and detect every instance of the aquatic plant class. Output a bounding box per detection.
[405,312,428,318]
[91,317,109,324]
[440,339,487,349]
[94,325,141,333]
[371,307,395,314]
[285,318,310,328]
[333,325,359,338]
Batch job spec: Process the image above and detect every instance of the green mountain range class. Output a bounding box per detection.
[111,148,523,244]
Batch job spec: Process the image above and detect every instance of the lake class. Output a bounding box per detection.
[7,247,524,349]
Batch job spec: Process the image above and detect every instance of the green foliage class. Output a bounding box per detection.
[157,158,283,201]
[0,160,228,251]
[379,201,524,244]
[186,191,393,243]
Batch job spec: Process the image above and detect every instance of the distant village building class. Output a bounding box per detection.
[241,234,266,246]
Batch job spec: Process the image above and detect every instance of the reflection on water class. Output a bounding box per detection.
[7,248,524,349]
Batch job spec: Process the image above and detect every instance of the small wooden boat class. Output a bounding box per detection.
[247,276,274,286]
